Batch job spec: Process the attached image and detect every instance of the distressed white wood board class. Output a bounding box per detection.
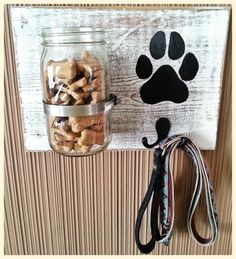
[10,6,230,151]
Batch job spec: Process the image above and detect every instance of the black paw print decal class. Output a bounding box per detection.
[136,31,199,104]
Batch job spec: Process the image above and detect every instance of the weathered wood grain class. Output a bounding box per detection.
[10,6,230,150]
[4,4,232,255]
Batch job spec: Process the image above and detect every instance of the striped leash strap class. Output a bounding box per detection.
[135,135,218,254]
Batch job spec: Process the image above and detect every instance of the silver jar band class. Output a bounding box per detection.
[43,94,118,117]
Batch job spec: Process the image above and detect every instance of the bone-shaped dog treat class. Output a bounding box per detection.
[54,59,77,79]
[78,129,104,146]
[53,141,75,153]
[69,114,104,133]
[52,128,93,154]
[53,132,80,143]
[52,130,79,152]
[47,63,74,86]
[74,143,92,153]
[51,127,79,141]
[51,130,89,154]
[47,59,77,87]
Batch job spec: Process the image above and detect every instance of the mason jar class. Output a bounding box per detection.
[40,27,115,156]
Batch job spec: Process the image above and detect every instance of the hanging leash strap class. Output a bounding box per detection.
[134,148,174,253]
[135,135,218,254]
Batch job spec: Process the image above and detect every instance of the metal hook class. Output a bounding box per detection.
[142,117,171,149]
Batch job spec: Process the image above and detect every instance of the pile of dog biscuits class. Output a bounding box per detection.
[44,51,106,154]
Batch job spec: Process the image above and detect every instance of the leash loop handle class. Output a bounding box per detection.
[135,135,218,254]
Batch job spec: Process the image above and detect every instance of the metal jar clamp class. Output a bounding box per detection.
[43,94,119,117]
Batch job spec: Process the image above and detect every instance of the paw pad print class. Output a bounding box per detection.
[136,31,199,104]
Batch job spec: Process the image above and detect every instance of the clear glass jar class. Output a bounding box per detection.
[40,27,113,156]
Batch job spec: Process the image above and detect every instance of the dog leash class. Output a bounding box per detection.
[135,135,218,254]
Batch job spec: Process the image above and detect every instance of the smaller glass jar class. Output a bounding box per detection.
[40,27,115,156]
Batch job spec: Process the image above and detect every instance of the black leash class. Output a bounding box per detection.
[135,135,218,254]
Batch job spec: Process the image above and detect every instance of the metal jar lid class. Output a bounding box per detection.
[41,27,105,45]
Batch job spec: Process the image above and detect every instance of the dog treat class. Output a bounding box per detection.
[69,114,104,133]
[59,92,71,102]
[78,129,104,146]
[51,59,77,80]
[53,141,75,153]
[50,127,78,141]
[74,143,92,153]
[69,77,87,91]
[44,50,107,154]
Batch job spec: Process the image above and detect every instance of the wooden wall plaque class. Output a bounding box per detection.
[10,6,230,150]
